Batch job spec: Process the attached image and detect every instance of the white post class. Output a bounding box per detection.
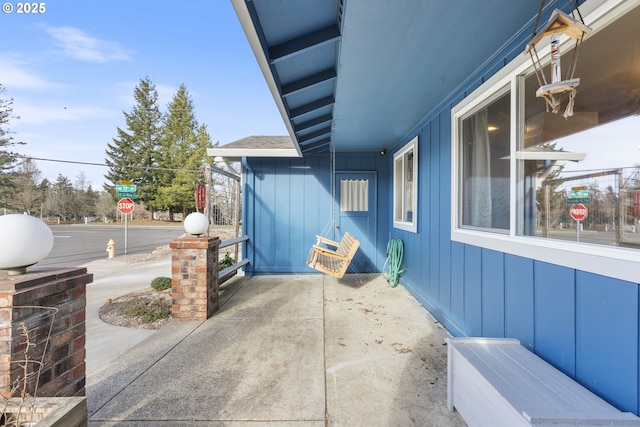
[124,213,129,255]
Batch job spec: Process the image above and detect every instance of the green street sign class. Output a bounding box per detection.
[116,184,137,193]
[117,192,137,199]
[567,189,589,204]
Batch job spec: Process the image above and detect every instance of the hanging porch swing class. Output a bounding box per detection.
[306,139,360,279]
[524,0,591,118]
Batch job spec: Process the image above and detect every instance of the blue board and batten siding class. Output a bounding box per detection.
[390,44,640,419]
[240,0,640,416]
[243,154,390,275]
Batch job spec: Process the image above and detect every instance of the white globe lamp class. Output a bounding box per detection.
[184,212,209,236]
[0,214,54,275]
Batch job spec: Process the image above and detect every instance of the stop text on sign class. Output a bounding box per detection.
[569,203,588,221]
[117,198,135,214]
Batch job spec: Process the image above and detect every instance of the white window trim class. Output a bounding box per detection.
[394,136,418,233]
[451,0,640,284]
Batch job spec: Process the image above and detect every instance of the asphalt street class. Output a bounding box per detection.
[40,224,185,267]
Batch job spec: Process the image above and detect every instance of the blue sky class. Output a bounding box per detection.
[0,0,287,188]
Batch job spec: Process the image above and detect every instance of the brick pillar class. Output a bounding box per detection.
[170,236,220,320]
[0,267,92,398]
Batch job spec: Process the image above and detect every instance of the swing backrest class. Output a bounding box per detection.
[307,232,360,278]
[337,232,359,258]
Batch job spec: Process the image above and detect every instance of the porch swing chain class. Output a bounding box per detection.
[319,139,338,241]
[331,138,337,238]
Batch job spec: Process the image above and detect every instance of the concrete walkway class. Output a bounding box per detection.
[85,268,466,426]
[84,257,171,377]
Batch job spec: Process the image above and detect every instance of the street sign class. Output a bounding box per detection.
[117,198,135,215]
[116,184,137,199]
[567,188,589,204]
[116,184,136,192]
[117,192,137,199]
[569,203,588,221]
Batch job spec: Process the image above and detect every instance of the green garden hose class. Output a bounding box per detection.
[383,239,404,288]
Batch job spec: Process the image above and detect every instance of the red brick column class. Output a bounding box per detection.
[170,236,220,320]
[0,267,92,398]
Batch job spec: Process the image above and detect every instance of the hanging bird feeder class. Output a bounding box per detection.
[524,3,591,117]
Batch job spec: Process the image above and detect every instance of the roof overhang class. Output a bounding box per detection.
[232,0,561,155]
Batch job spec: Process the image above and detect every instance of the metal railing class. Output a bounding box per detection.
[219,235,249,284]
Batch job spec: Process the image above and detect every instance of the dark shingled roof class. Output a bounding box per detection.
[207,136,300,160]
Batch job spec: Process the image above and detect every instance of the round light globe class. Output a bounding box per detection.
[184,212,209,236]
[0,214,54,275]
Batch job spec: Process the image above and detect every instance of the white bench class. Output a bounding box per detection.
[447,337,640,427]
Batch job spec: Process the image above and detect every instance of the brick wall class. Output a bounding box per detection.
[0,267,92,398]
[170,236,220,320]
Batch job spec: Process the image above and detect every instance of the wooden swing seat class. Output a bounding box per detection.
[306,232,360,279]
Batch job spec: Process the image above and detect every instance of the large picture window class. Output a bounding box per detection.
[520,4,640,249]
[452,0,639,283]
[394,137,418,232]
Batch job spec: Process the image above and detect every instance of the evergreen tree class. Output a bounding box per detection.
[0,84,24,209]
[154,85,212,218]
[105,76,161,207]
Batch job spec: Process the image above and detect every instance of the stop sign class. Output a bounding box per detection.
[569,203,588,221]
[117,198,135,214]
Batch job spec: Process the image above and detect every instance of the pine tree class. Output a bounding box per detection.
[0,84,25,209]
[154,85,212,219]
[105,76,161,208]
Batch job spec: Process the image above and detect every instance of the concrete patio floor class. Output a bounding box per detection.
[86,273,466,426]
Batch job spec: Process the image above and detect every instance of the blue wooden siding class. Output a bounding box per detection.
[399,154,640,413]
[241,0,640,415]
[575,272,639,413]
[243,154,390,274]
[394,101,640,415]
[388,1,640,414]
[504,255,534,351]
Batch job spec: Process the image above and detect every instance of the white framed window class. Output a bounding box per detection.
[394,136,418,232]
[451,0,640,284]
[458,86,511,232]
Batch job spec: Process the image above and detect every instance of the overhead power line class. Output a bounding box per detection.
[19,155,201,173]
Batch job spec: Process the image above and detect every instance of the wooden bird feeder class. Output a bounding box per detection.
[525,8,591,117]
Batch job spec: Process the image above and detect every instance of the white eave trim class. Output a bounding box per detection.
[207,148,300,159]
[230,0,303,157]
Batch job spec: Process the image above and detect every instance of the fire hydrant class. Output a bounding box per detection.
[106,239,116,259]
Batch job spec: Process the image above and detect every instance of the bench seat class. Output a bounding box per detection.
[447,337,640,426]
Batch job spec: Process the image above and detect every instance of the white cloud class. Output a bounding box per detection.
[0,56,54,90]
[44,26,133,63]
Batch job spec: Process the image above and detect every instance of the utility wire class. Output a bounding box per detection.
[19,155,201,173]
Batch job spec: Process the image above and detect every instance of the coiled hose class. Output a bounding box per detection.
[382,239,404,288]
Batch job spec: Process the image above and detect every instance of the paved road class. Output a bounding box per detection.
[40,224,185,267]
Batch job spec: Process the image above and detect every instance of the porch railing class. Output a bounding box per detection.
[219,235,249,284]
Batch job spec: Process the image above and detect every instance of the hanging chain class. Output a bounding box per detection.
[330,139,338,239]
